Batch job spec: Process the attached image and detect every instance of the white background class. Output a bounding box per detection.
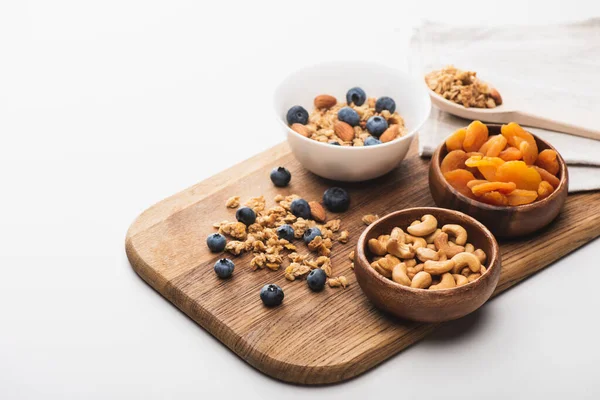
[1,1,599,398]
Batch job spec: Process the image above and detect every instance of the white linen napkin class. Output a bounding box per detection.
[409,19,600,193]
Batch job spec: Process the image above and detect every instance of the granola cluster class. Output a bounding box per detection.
[213,194,350,288]
[425,65,502,109]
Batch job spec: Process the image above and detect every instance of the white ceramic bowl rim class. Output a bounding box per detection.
[273,61,431,151]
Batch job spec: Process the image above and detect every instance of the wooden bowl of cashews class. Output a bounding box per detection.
[354,207,501,323]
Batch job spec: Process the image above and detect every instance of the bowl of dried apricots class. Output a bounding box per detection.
[429,121,568,237]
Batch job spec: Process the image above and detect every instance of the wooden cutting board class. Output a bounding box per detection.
[125,141,600,385]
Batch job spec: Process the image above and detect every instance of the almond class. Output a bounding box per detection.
[314,94,337,109]
[309,201,326,222]
[334,121,355,142]
[490,88,502,105]
[380,124,399,143]
[291,123,309,137]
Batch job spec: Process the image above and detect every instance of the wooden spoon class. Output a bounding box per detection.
[428,88,600,141]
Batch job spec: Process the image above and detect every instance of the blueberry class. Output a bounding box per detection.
[286,105,309,125]
[206,233,226,253]
[329,141,341,146]
[346,87,367,106]
[260,284,284,307]
[303,227,322,244]
[290,198,311,219]
[337,107,360,127]
[366,116,388,137]
[214,258,235,279]
[307,268,327,292]
[236,206,256,226]
[375,96,396,114]
[277,224,295,242]
[364,136,382,146]
[270,166,291,187]
[323,187,350,212]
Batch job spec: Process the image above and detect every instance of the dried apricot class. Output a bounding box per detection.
[479,191,509,206]
[471,182,517,196]
[498,146,522,161]
[533,166,560,189]
[495,161,541,191]
[444,169,476,198]
[478,135,508,157]
[441,150,469,174]
[536,149,559,175]
[519,141,538,165]
[467,179,489,189]
[501,122,538,164]
[445,128,466,151]
[507,189,538,206]
[465,156,504,181]
[538,181,555,200]
[463,120,489,152]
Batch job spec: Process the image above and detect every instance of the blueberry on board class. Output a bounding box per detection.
[277,224,295,242]
[260,284,284,307]
[303,227,322,244]
[290,198,311,219]
[337,107,360,127]
[346,87,367,106]
[270,166,291,187]
[366,116,388,137]
[214,258,235,279]
[364,136,382,146]
[329,141,341,146]
[206,233,226,253]
[236,206,256,226]
[307,268,327,292]
[323,187,350,212]
[375,96,396,114]
[286,105,309,125]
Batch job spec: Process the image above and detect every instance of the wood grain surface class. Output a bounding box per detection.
[125,140,600,385]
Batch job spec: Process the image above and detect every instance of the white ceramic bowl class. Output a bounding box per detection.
[273,61,431,181]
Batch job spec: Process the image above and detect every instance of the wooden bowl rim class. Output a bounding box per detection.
[431,124,568,211]
[356,207,500,295]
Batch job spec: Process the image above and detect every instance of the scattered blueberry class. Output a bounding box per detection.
[346,87,367,106]
[290,198,311,219]
[337,107,360,127]
[270,166,291,187]
[364,136,382,146]
[214,258,235,279]
[206,233,226,253]
[323,187,350,212]
[260,284,284,307]
[236,206,256,226]
[366,116,388,137]
[286,105,309,125]
[303,227,322,244]
[277,224,295,242]
[307,269,327,292]
[329,141,341,146]
[375,96,396,114]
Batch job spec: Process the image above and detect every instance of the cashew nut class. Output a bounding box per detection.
[442,224,468,246]
[377,254,401,274]
[424,228,442,244]
[404,258,417,269]
[371,260,392,278]
[467,273,481,282]
[430,273,456,290]
[407,263,424,280]
[410,271,432,289]
[423,259,455,275]
[416,247,439,262]
[367,235,389,256]
[452,274,469,286]
[465,243,475,253]
[460,267,471,277]
[406,235,427,250]
[392,263,411,286]
[473,249,487,264]
[387,239,415,259]
[390,227,406,243]
[427,244,436,250]
[434,232,465,258]
[451,252,481,274]
[437,250,448,261]
[407,214,438,237]
[480,265,487,275]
